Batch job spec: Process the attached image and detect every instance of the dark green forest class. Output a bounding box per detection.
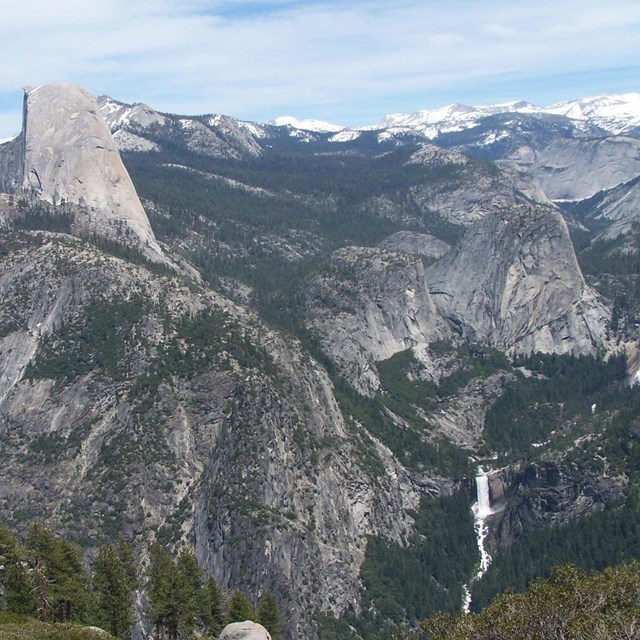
[0,523,283,640]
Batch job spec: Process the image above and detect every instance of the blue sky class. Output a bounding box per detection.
[0,0,639,138]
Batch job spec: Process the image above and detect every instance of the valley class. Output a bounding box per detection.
[1,84,640,639]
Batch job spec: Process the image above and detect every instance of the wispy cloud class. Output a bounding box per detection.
[0,0,639,136]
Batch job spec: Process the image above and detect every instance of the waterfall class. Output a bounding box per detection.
[462,467,493,613]
[474,470,493,520]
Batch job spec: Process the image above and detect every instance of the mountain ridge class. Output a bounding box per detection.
[1,82,639,640]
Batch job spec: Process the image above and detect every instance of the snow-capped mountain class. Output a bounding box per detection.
[373,93,640,139]
[271,115,345,133]
[97,95,167,130]
[376,100,540,138]
[545,93,640,135]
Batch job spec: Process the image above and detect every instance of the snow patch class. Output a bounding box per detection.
[236,120,268,138]
[329,129,362,143]
[375,93,640,139]
[546,93,640,134]
[376,101,540,139]
[273,115,344,133]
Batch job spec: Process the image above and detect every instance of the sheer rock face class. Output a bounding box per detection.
[488,462,627,548]
[378,231,451,260]
[402,146,550,226]
[590,177,640,240]
[425,205,610,355]
[508,136,640,201]
[6,84,160,252]
[305,247,450,394]
[0,233,444,640]
[0,134,23,193]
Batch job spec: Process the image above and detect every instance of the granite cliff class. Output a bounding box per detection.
[0,84,635,640]
[0,84,162,257]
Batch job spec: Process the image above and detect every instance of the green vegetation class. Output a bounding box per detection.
[25,525,94,623]
[334,383,469,476]
[334,344,510,477]
[415,560,640,640]
[93,541,138,638]
[25,298,147,383]
[11,200,75,234]
[0,522,284,640]
[471,495,640,611]
[225,591,256,625]
[257,592,284,640]
[0,616,115,640]
[485,352,629,456]
[121,144,465,331]
[472,373,640,611]
[578,221,640,277]
[0,525,34,616]
[340,491,477,640]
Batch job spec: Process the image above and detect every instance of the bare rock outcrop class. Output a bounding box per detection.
[508,136,640,201]
[220,622,271,640]
[0,231,446,639]
[0,84,162,256]
[98,96,264,159]
[379,230,450,259]
[425,205,610,355]
[487,462,627,548]
[589,177,640,240]
[305,246,450,393]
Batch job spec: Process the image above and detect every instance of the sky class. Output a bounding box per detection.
[0,0,639,138]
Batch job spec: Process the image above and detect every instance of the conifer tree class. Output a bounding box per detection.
[257,591,284,640]
[200,576,225,637]
[25,524,93,623]
[0,523,36,615]
[175,548,202,639]
[226,590,256,624]
[94,539,138,638]
[147,543,180,640]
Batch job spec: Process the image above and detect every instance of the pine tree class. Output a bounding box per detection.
[94,539,138,638]
[257,591,284,640]
[0,523,36,615]
[175,548,202,639]
[200,576,225,637]
[147,543,180,640]
[226,590,255,624]
[25,524,93,623]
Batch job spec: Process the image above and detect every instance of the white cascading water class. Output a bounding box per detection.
[462,467,493,613]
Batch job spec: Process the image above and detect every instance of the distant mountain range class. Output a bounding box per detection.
[273,92,640,138]
[3,84,640,640]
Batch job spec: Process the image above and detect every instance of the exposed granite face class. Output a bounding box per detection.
[378,231,451,260]
[0,232,447,640]
[589,177,640,240]
[425,204,610,355]
[402,146,550,226]
[508,136,640,201]
[0,134,23,193]
[485,462,627,549]
[304,246,450,394]
[0,84,162,255]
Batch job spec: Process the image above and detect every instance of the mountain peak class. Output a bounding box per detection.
[545,92,640,134]
[1,83,163,256]
[272,115,345,133]
[375,100,542,138]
